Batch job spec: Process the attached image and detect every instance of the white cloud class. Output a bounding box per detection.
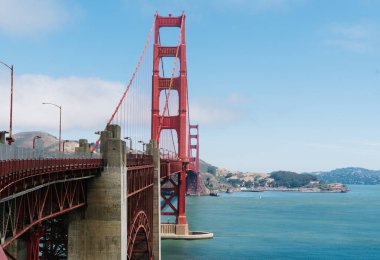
[0,74,136,135]
[329,24,374,39]
[190,100,243,126]
[228,92,250,104]
[0,73,244,141]
[324,23,378,52]
[0,0,70,37]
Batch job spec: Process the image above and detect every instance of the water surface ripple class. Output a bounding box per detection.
[162,185,380,259]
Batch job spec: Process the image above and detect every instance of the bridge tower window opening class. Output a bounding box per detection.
[159,129,178,157]
[159,89,179,117]
[158,27,181,46]
[159,57,180,78]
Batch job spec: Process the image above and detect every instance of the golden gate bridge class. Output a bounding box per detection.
[0,12,210,260]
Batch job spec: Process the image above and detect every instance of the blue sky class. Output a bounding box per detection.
[1,0,380,172]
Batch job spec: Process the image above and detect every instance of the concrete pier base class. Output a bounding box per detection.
[175,224,189,235]
[67,167,122,259]
[161,224,213,240]
[68,125,124,260]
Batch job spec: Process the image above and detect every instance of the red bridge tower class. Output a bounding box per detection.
[152,13,188,226]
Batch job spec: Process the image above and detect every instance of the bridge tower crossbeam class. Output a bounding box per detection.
[152,13,188,227]
[187,124,200,195]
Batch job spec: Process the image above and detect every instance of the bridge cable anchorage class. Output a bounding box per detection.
[91,13,157,153]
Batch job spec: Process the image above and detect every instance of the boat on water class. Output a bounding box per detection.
[210,191,220,197]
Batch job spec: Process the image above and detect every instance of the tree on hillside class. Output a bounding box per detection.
[270,171,317,188]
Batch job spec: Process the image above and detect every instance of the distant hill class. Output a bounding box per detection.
[315,167,380,185]
[199,159,217,175]
[13,131,79,153]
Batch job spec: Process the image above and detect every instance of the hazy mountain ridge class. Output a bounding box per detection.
[12,133,380,186]
[13,131,79,153]
[313,167,380,185]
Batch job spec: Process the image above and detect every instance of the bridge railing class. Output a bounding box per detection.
[0,144,101,160]
[126,153,153,167]
[0,158,104,178]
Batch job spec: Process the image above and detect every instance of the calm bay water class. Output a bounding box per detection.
[162,185,380,260]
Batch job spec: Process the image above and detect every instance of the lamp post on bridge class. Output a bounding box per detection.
[138,140,146,154]
[124,137,132,153]
[160,148,170,159]
[166,149,170,159]
[42,102,62,152]
[0,60,15,145]
[33,135,41,149]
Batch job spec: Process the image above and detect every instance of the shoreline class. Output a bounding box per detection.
[202,186,349,196]
[241,187,348,193]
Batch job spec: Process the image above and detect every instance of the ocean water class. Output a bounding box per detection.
[162,185,380,260]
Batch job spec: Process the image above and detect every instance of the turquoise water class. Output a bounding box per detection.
[162,185,380,259]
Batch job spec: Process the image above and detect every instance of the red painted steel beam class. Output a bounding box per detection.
[126,158,154,259]
[158,77,180,91]
[1,180,88,248]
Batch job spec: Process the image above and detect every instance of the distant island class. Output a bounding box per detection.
[197,161,380,195]
[311,167,380,185]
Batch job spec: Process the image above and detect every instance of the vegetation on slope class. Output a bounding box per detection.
[270,171,317,188]
[316,167,380,185]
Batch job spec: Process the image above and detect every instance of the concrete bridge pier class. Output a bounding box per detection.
[67,125,161,259]
[148,140,161,260]
[68,125,124,259]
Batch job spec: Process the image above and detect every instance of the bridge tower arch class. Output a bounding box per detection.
[151,13,189,228]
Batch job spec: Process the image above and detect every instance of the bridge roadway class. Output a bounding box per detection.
[0,154,103,259]
[0,124,202,259]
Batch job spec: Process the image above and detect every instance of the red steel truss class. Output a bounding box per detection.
[187,124,200,195]
[0,158,103,259]
[152,13,189,225]
[126,153,154,260]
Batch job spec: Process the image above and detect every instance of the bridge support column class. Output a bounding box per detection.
[26,227,44,260]
[68,125,124,260]
[75,139,91,153]
[149,140,161,260]
[5,228,43,260]
[176,169,188,235]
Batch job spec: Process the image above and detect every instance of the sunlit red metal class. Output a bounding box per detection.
[0,158,103,259]
[187,124,200,195]
[152,13,189,224]
[126,153,154,260]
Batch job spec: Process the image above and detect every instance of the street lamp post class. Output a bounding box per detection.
[160,148,165,159]
[124,137,132,153]
[0,60,15,145]
[42,102,62,152]
[33,136,41,149]
[138,140,146,154]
